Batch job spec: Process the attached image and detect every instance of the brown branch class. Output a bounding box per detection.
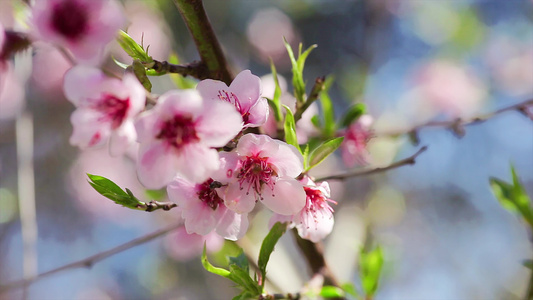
[381,99,533,138]
[173,0,233,84]
[137,200,178,212]
[0,223,182,292]
[294,77,325,123]
[315,146,428,182]
[147,60,210,80]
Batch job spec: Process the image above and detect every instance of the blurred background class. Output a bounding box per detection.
[1,0,532,299]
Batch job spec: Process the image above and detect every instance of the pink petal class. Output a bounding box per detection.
[122,73,146,117]
[243,97,269,128]
[229,70,262,111]
[196,100,243,147]
[109,121,136,156]
[211,151,240,183]
[63,66,107,106]
[196,79,229,101]
[134,110,160,143]
[223,183,257,214]
[296,208,334,243]
[265,140,303,178]
[183,203,218,236]
[216,209,249,241]
[174,143,220,183]
[69,108,110,148]
[166,177,197,210]
[155,90,204,120]
[137,141,179,189]
[261,177,306,215]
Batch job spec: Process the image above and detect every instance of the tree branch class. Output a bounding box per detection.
[294,77,325,123]
[315,146,428,182]
[147,60,210,80]
[173,0,233,84]
[137,200,178,212]
[381,99,533,138]
[0,223,182,292]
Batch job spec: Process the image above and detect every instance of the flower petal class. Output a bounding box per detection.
[222,183,257,214]
[215,209,249,241]
[109,121,137,156]
[196,79,229,101]
[229,70,262,111]
[243,97,269,128]
[261,177,306,215]
[137,141,179,189]
[63,66,106,106]
[69,108,110,149]
[175,143,220,183]
[196,100,243,147]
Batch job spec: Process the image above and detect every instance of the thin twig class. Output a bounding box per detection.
[137,200,178,212]
[147,60,209,80]
[173,0,233,84]
[381,99,533,138]
[315,146,428,182]
[0,223,182,292]
[294,77,325,123]
[526,267,533,300]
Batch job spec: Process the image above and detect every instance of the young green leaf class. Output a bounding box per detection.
[87,174,142,209]
[117,30,152,62]
[359,245,384,297]
[202,244,232,278]
[229,250,250,274]
[112,56,130,70]
[145,188,167,201]
[270,60,283,122]
[320,78,336,137]
[258,222,287,288]
[490,166,533,228]
[302,143,310,170]
[283,105,301,153]
[283,39,317,104]
[341,282,359,298]
[339,103,366,128]
[320,286,345,298]
[306,137,344,171]
[130,59,152,92]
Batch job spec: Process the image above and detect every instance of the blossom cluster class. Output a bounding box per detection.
[12,0,374,244]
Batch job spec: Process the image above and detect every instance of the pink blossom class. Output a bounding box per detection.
[0,23,4,51]
[213,133,306,215]
[31,0,125,64]
[63,65,145,155]
[164,226,224,262]
[197,70,269,128]
[167,177,249,241]
[135,90,242,189]
[270,177,336,243]
[340,115,373,167]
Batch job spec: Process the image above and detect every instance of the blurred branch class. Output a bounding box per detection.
[0,223,182,292]
[291,229,341,289]
[527,271,533,300]
[137,200,178,212]
[381,99,533,138]
[315,146,428,182]
[173,0,233,84]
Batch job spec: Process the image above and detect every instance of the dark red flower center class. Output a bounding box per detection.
[237,154,277,199]
[157,115,199,149]
[51,0,89,41]
[196,179,224,210]
[96,94,130,129]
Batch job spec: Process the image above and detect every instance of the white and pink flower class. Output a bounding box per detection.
[167,177,249,241]
[340,115,373,167]
[135,89,242,189]
[63,65,145,155]
[271,177,336,243]
[197,70,269,128]
[213,133,306,215]
[31,0,125,63]
[164,226,224,262]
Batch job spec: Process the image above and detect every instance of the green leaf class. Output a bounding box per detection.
[523,259,533,270]
[302,143,310,170]
[490,165,533,228]
[311,115,321,129]
[258,222,287,288]
[270,60,283,123]
[117,30,152,62]
[283,39,316,104]
[145,188,167,201]
[283,105,301,153]
[341,282,359,297]
[320,77,336,137]
[306,137,344,171]
[130,59,152,92]
[229,250,250,274]
[339,103,366,128]
[359,245,384,297]
[320,286,345,298]
[201,244,231,278]
[87,174,143,209]
[112,56,130,70]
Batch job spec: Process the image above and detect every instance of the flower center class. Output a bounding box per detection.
[237,154,277,199]
[197,179,224,210]
[156,115,199,149]
[303,186,336,222]
[51,1,89,40]
[218,90,249,123]
[96,94,130,129]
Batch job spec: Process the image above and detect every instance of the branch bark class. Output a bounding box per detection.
[173,0,233,84]
[315,146,428,182]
